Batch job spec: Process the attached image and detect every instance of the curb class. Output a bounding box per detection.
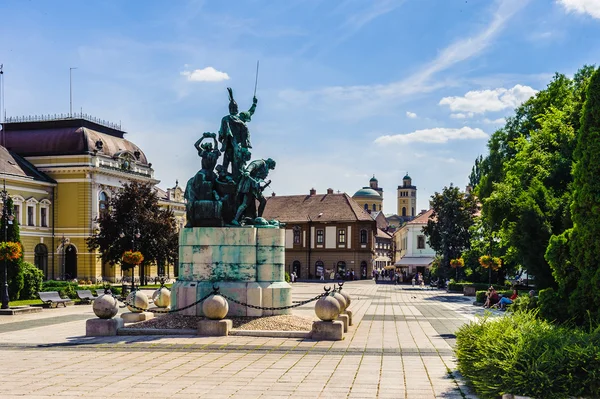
[117,328,197,336]
[230,330,311,338]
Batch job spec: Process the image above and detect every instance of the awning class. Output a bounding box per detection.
[394,257,434,266]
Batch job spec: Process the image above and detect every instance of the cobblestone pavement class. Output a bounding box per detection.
[0,281,488,398]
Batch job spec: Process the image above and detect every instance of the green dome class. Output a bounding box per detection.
[403,174,411,180]
[353,188,381,198]
[370,175,378,182]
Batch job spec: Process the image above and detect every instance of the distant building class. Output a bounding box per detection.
[397,173,417,219]
[262,188,376,280]
[374,228,393,269]
[352,175,383,213]
[392,208,435,276]
[0,115,185,282]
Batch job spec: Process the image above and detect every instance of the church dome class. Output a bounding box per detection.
[353,188,381,198]
[370,175,378,182]
[403,174,411,180]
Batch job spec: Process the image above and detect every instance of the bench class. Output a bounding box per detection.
[38,291,73,308]
[76,290,97,304]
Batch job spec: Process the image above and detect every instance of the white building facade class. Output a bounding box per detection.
[393,209,436,276]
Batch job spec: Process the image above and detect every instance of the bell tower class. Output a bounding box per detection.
[397,173,417,219]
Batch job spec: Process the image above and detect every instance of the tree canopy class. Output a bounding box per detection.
[86,181,179,283]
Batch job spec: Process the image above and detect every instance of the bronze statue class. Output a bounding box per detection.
[231,158,276,225]
[218,87,257,182]
[185,87,277,227]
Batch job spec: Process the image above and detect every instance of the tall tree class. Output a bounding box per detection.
[87,181,179,286]
[423,185,478,280]
[1,196,24,300]
[568,66,600,322]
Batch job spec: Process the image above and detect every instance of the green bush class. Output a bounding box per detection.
[7,260,24,301]
[456,310,600,398]
[20,262,44,300]
[284,272,290,283]
[538,287,570,323]
[41,282,78,299]
[510,295,538,312]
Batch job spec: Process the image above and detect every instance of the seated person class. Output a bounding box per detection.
[483,287,499,308]
[496,289,518,310]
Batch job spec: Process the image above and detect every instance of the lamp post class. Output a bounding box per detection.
[1,187,14,309]
[60,235,70,280]
[120,228,140,292]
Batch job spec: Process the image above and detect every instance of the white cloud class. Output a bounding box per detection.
[558,0,600,19]
[374,127,488,145]
[406,111,417,118]
[450,112,474,119]
[439,84,537,114]
[483,117,506,124]
[180,66,230,82]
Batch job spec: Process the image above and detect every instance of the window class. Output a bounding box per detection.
[99,192,108,216]
[372,204,376,211]
[402,207,406,216]
[412,207,415,217]
[338,229,346,244]
[360,229,368,244]
[293,226,301,245]
[364,204,368,210]
[316,229,324,244]
[27,206,34,226]
[34,244,48,278]
[40,208,47,227]
[13,205,20,224]
[417,235,425,249]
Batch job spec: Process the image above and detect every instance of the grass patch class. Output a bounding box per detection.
[138,284,172,289]
[9,299,43,306]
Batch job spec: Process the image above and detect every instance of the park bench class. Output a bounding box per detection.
[76,290,97,304]
[38,291,73,308]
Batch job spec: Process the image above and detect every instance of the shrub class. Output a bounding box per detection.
[7,260,24,301]
[284,272,290,283]
[538,287,570,323]
[456,310,600,398]
[20,262,44,300]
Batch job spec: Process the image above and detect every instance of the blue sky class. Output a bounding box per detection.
[1,0,599,214]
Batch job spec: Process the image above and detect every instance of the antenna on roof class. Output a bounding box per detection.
[69,67,77,117]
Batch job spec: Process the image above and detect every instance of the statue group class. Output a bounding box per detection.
[184,88,276,227]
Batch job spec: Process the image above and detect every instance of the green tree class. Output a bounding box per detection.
[86,181,179,286]
[423,185,478,280]
[0,196,24,300]
[568,66,600,323]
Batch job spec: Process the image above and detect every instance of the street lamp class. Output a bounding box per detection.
[60,235,70,280]
[1,187,15,310]
[120,228,141,292]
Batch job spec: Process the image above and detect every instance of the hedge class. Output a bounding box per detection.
[40,282,121,299]
[449,282,511,294]
[475,290,514,303]
[456,310,600,398]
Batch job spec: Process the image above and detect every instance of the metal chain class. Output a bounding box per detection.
[218,292,326,311]
[115,291,214,314]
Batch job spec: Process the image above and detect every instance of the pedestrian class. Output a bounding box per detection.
[320,271,325,281]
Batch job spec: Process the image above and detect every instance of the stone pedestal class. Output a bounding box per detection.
[121,311,154,323]
[86,318,124,336]
[344,310,353,326]
[172,227,291,317]
[311,321,344,341]
[337,314,349,332]
[198,319,232,336]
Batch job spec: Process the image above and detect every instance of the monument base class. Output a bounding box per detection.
[86,318,124,336]
[311,321,344,341]
[121,312,154,323]
[198,319,232,336]
[344,310,353,326]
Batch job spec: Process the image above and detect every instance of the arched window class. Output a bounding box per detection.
[402,207,406,216]
[372,203,376,211]
[99,192,109,216]
[34,243,48,278]
[360,229,368,244]
[293,226,301,245]
[337,261,346,275]
[364,204,368,210]
[412,207,415,216]
[292,260,301,279]
[360,261,368,279]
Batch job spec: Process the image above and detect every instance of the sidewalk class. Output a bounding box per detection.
[0,281,481,398]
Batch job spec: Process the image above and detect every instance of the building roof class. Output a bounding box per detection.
[407,208,434,225]
[352,187,381,198]
[370,175,378,182]
[376,228,392,239]
[0,145,56,184]
[263,193,375,223]
[2,117,149,165]
[403,174,411,180]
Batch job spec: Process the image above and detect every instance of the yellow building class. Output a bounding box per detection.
[397,173,417,218]
[352,175,384,212]
[0,115,185,282]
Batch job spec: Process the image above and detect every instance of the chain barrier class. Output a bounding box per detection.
[113,284,336,314]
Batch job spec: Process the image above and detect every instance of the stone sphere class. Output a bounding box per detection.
[93,294,119,319]
[339,289,351,308]
[152,287,171,308]
[332,292,347,312]
[202,294,229,320]
[126,291,149,313]
[315,295,341,321]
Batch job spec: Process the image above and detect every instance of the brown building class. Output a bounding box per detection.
[262,188,376,280]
